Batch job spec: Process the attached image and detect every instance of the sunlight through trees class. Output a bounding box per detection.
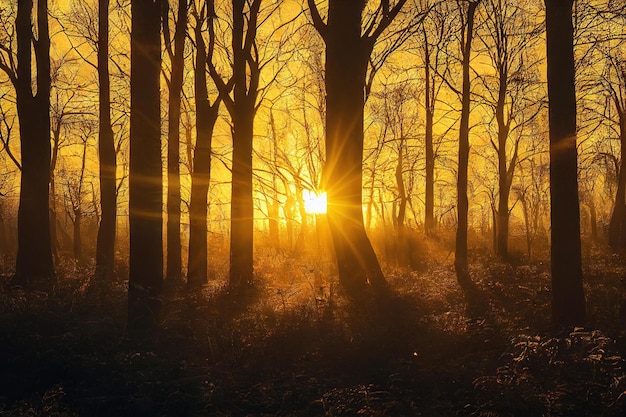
[0,0,625,326]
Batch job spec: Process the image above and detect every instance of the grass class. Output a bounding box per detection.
[1,243,626,416]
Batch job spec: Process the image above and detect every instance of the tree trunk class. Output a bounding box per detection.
[227,0,259,290]
[187,12,220,289]
[294,182,309,252]
[424,26,435,236]
[49,175,59,263]
[495,67,511,259]
[395,144,409,266]
[588,199,598,241]
[95,0,117,281]
[323,0,385,295]
[73,210,82,261]
[609,114,626,251]
[519,192,532,259]
[545,0,585,326]
[229,106,254,288]
[128,0,163,331]
[268,111,281,249]
[14,0,55,286]
[454,1,477,290]
[165,0,186,282]
[73,139,88,263]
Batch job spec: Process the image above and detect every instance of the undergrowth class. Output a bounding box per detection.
[1,248,625,416]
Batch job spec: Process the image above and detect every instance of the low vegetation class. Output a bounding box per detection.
[1,238,625,416]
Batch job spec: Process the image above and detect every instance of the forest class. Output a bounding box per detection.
[1,0,626,415]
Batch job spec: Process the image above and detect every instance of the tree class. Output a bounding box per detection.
[163,0,188,282]
[371,81,419,267]
[187,0,222,289]
[419,0,455,236]
[454,0,479,290]
[95,0,117,282]
[49,86,82,263]
[128,0,163,330]
[209,0,291,289]
[544,0,585,326]
[63,122,94,263]
[11,0,55,285]
[210,0,260,289]
[55,0,124,281]
[476,0,542,260]
[595,46,626,252]
[308,0,411,296]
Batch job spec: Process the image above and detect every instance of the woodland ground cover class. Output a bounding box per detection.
[1,240,626,416]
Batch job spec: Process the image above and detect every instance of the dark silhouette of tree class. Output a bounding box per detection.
[476,0,543,260]
[63,122,93,263]
[53,0,123,281]
[544,0,585,326]
[163,0,187,283]
[0,97,20,173]
[95,0,117,282]
[454,0,479,291]
[49,87,80,264]
[187,0,223,289]
[371,81,418,267]
[128,0,163,330]
[308,0,412,295]
[599,53,626,252]
[420,0,454,237]
[208,0,262,290]
[8,0,55,285]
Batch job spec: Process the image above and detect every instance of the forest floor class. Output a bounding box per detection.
[2,243,626,416]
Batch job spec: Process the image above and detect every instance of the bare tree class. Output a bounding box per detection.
[208,0,261,290]
[208,0,294,289]
[187,0,223,289]
[62,121,94,263]
[475,0,543,259]
[418,0,455,236]
[454,0,480,291]
[95,0,117,281]
[307,0,413,295]
[163,0,188,282]
[2,0,55,285]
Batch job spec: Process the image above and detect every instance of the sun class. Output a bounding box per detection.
[303,190,327,214]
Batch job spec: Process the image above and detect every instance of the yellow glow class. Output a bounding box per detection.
[303,190,327,214]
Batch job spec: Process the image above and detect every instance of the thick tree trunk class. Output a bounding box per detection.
[324,0,385,295]
[14,0,54,285]
[454,1,477,290]
[128,0,163,331]
[229,107,254,288]
[187,14,219,288]
[165,0,186,282]
[545,0,585,326]
[95,0,117,281]
[227,0,258,289]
